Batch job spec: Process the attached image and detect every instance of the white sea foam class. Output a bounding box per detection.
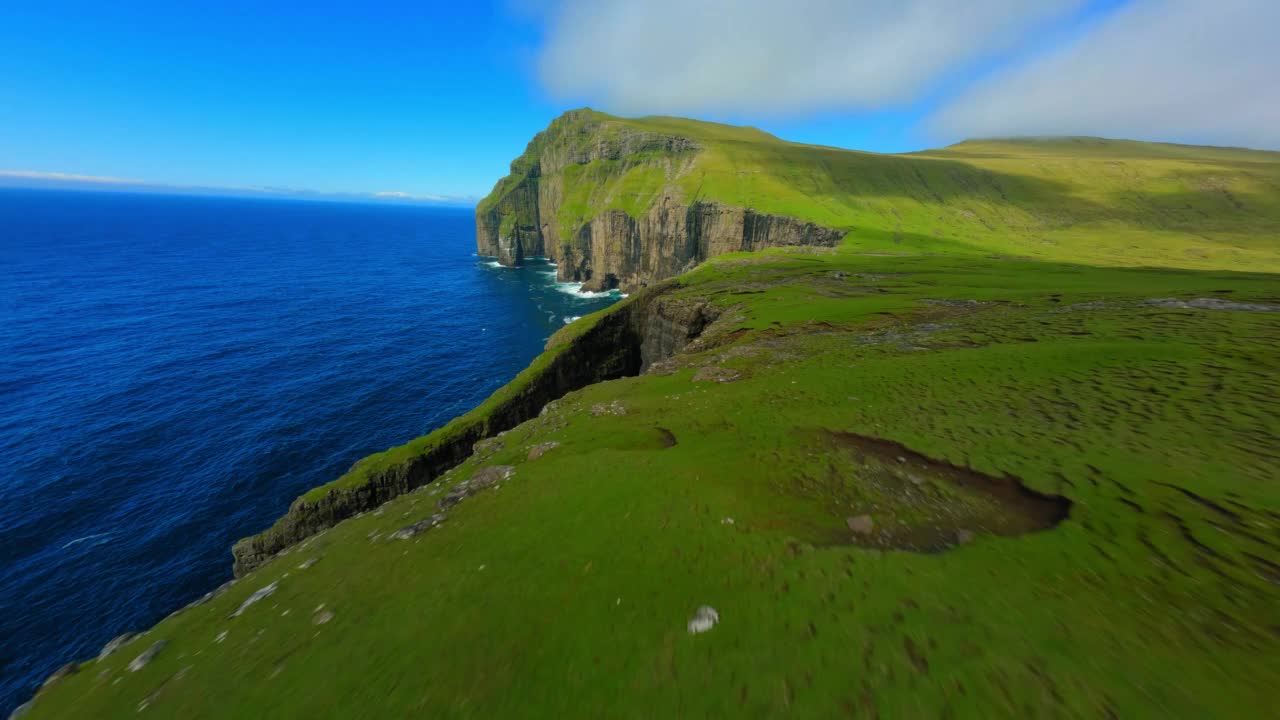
[61,532,116,550]
[554,282,621,299]
[563,316,582,325]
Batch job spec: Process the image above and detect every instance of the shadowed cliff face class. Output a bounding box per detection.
[476,111,845,291]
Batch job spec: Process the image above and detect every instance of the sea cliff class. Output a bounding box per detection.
[475,109,844,291]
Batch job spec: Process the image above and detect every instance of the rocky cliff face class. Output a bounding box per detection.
[476,110,845,291]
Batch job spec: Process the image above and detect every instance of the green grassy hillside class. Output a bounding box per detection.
[487,110,1280,273]
[22,115,1280,719]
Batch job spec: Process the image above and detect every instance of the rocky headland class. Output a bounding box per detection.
[475,109,845,292]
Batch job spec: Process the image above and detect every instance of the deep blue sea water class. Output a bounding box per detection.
[0,188,620,714]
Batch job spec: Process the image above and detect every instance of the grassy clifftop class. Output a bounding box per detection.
[21,116,1280,719]
[482,110,1280,273]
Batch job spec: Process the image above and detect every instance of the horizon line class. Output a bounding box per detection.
[0,170,479,207]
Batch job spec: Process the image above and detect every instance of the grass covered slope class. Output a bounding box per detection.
[670,117,1280,270]
[26,250,1280,718]
[483,109,1280,273]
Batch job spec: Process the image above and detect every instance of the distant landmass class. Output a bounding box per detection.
[0,171,474,206]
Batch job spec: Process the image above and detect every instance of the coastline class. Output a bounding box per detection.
[12,275,708,713]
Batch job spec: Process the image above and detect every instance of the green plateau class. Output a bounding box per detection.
[22,110,1280,719]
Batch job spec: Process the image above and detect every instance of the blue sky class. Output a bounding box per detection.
[0,2,556,200]
[1,1,1275,201]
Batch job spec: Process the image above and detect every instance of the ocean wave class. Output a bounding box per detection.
[554,282,622,299]
[61,531,116,550]
[563,316,581,325]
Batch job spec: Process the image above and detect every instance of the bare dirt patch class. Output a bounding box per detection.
[1144,298,1279,312]
[655,427,678,448]
[819,432,1071,552]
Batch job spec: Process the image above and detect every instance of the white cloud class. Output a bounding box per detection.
[930,0,1280,149]
[534,0,1082,115]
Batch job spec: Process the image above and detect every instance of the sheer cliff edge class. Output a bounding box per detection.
[474,109,844,292]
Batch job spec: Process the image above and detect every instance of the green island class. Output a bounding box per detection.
[22,110,1280,719]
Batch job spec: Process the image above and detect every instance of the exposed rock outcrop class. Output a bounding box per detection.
[638,294,722,371]
[527,441,560,461]
[477,110,845,291]
[389,514,446,540]
[97,633,137,661]
[439,466,513,510]
[126,641,167,673]
[231,582,277,618]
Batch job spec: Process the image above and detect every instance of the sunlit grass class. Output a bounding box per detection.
[25,112,1280,719]
[31,252,1280,719]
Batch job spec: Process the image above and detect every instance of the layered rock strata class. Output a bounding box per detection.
[476,110,845,292]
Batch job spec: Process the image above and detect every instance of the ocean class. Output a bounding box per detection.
[0,188,621,714]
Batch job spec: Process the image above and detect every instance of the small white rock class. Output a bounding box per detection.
[687,605,720,634]
[127,641,168,672]
[231,581,278,618]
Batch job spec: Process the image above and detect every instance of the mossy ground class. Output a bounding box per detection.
[30,250,1280,718]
